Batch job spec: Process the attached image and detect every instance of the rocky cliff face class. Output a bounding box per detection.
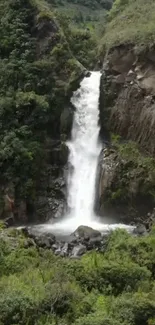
[95,145,155,226]
[100,44,155,154]
[98,44,155,224]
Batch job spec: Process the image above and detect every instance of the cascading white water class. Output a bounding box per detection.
[36,71,134,235]
[67,71,101,223]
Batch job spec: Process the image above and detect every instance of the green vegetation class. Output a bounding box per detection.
[0,0,84,212]
[56,12,98,69]
[0,226,155,324]
[59,0,113,10]
[104,136,155,213]
[0,0,114,218]
[52,0,114,59]
[52,0,113,26]
[101,0,155,52]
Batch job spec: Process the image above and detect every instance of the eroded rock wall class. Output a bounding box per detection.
[98,44,155,224]
[99,44,155,155]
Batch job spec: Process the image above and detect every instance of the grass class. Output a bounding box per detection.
[101,0,155,52]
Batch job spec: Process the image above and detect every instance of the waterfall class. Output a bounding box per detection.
[67,71,101,222]
[38,71,134,235]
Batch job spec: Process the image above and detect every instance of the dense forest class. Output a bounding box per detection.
[0,0,112,224]
[0,0,99,223]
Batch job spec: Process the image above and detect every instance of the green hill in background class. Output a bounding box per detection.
[101,0,155,52]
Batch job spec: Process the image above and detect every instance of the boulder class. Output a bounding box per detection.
[133,224,147,236]
[35,236,53,249]
[22,227,56,248]
[60,242,69,257]
[4,216,14,227]
[23,238,36,249]
[55,245,62,256]
[71,244,86,258]
[73,225,101,240]
[88,236,103,249]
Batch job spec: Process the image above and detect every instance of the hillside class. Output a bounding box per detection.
[52,0,113,68]
[0,0,86,224]
[101,0,155,52]
[52,0,113,29]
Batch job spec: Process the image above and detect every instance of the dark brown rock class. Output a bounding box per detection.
[73,225,101,240]
[71,244,86,257]
[99,44,155,155]
[95,147,155,225]
[133,224,147,236]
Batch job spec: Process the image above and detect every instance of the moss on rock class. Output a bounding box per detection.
[97,138,155,224]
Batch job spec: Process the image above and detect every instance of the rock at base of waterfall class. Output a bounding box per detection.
[4,216,15,227]
[60,242,70,257]
[22,227,56,248]
[73,225,101,240]
[71,244,87,258]
[133,224,147,236]
[19,224,146,258]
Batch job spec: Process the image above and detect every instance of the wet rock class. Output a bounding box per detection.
[21,227,29,237]
[84,70,91,78]
[95,146,155,225]
[52,243,59,251]
[60,106,74,138]
[133,224,147,236]
[71,244,86,257]
[67,234,78,244]
[22,227,56,248]
[50,143,69,166]
[115,74,125,84]
[34,169,67,221]
[23,238,36,249]
[35,236,52,248]
[73,225,101,240]
[55,245,62,256]
[21,226,115,258]
[29,137,68,223]
[88,236,102,249]
[60,242,69,257]
[4,216,14,227]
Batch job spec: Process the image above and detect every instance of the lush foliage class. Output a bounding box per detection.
[101,0,155,51]
[104,136,155,212]
[63,0,113,10]
[0,0,114,216]
[0,0,84,212]
[52,0,113,43]
[56,12,98,69]
[0,227,155,324]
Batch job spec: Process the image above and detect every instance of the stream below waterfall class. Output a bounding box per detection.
[28,71,134,236]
